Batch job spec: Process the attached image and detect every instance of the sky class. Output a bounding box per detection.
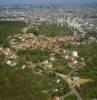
[0,0,97,5]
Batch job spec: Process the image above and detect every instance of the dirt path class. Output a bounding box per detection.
[55,72,83,100]
[22,26,29,33]
[61,90,73,99]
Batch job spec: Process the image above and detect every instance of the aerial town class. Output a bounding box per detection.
[0,5,97,34]
[0,3,97,100]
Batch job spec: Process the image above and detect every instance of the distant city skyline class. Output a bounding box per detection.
[0,0,97,5]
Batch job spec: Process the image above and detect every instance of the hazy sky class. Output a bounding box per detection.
[0,0,97,5]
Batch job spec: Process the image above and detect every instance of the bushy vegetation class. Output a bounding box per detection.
[0,46,71,100]
[0,21,26,45]
[0,56,70,100]
[52,54,72,74]
[64,95,77,100]
[17,48,51,63]
[0,64,50,100]
[65,43,97,99]
[27,23,73,36]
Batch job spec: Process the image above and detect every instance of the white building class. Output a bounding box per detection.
[72,51,78,57]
